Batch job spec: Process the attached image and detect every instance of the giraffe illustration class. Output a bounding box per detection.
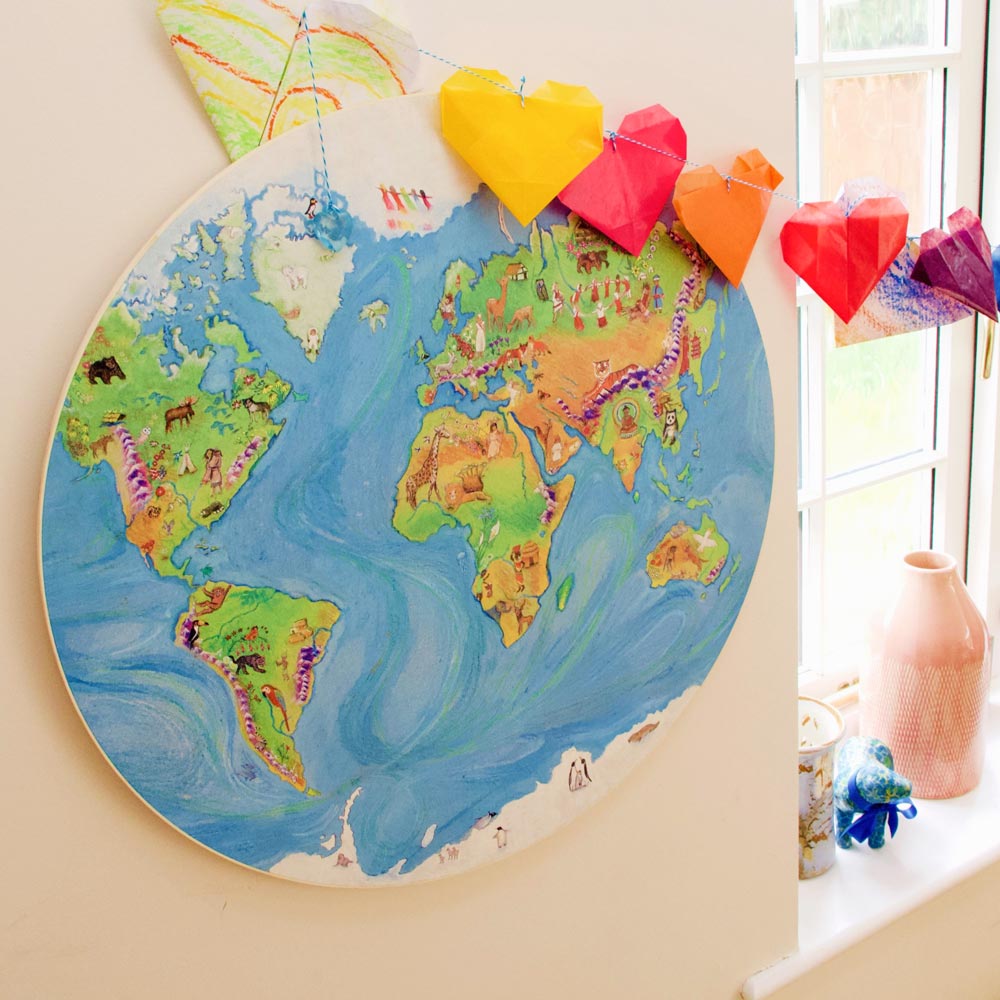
[406,426,451,509]
[486,277,509,331]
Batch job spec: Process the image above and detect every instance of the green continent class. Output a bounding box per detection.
[176,582,341,792]
[393,407,574,647]
[58,303,290,580]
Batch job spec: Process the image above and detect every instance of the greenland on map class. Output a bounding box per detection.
[41,93,773,884]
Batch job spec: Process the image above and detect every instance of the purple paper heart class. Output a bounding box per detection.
[911,207,998,321]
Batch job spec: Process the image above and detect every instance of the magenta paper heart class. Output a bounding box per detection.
[780,197,908,323]
[558,104,687,255]
[911,207,998,321]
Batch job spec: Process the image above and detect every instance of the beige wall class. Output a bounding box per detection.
[770,857,1000,999]
[2,2,800,998]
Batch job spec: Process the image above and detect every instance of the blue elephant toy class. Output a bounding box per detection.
[834,736,917,849]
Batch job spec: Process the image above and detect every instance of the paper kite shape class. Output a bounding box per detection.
[671,150,783,287]
[910,208,998,321]
[441,70,603,226]
[157,0,418,160]
[557,105,687,255]
[993,245,1000,308]
[780,196,908,323]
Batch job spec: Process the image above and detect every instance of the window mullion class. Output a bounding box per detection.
[821,50,958,77]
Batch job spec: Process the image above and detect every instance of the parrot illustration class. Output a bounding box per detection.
[260,684,290,733]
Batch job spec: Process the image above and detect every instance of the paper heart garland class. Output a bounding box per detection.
[557,105,687,255]
[780,196,909,323]
[910,207,998,321]
[441,69,603,226]
[672,149,783,287]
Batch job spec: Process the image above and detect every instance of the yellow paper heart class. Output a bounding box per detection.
[441,69,603,226]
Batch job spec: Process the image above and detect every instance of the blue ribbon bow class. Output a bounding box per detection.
[845,774,918,845]
[304,194,353,252]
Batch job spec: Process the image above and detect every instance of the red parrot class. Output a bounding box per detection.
[261,684,290,732]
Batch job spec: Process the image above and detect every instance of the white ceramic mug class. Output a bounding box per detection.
[798,696,845,878]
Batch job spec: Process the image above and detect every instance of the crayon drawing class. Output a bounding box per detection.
[158,0,418,159]
[835,240,973,346]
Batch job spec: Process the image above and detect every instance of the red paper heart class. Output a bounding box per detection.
[780,197,909,323]
[558,104,687,255]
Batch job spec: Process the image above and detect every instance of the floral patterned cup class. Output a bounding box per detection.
[799,696,845,879]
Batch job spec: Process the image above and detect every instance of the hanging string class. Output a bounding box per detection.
[416,47,801,205]
[415,44,933,242]
[290,40,925,243]
[302,7,333,205]
[417,49,524,98]
[610,132,803,205]
[259,21,300,147]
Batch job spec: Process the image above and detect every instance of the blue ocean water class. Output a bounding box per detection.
[42,185,773,877]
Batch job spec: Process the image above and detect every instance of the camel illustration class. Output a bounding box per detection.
[406,426,451,508]
[486,277,509,331]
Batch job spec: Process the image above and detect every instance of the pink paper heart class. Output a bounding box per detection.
[558,105,687,255]
[780,197,909,323]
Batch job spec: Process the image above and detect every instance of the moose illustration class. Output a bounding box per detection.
[164,396,197,432]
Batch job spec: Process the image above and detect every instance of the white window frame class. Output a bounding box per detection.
[796,0,986,695]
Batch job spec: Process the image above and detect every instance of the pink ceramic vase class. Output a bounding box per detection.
[861,550,992,799]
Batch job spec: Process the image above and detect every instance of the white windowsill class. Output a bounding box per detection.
[742,685,1000,999]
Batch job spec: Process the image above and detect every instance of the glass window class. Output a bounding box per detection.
[825,325,935,478]
[823,72,936,231]
[795,0,980,689]
[824,0,937,53]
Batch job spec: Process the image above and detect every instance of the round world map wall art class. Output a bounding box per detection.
[41,94,774,884]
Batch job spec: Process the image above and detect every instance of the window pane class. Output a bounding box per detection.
[823,72,934,232]
[824,0,934,52]
[822,472,931,669]
[825,325,934,477]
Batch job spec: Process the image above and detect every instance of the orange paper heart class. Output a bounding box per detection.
[672,150,783,286]
[441,69,603,226]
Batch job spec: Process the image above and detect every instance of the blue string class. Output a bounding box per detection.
[302,7,332,204]
[416,45,800,205]
[297,37,922,230]
[417,48,523,97]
